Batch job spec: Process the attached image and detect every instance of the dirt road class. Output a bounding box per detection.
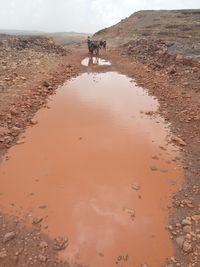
[0,36,199,267]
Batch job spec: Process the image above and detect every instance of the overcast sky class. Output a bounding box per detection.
[0,0,199,33]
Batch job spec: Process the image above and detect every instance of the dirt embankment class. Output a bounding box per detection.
[94,9,200,267]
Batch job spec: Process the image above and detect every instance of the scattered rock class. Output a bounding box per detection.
[39,241,48,249]
[0,249,7,259]
[170,135,186,146]
[123,207,135,221]
[131,183,141,190]
[53,237,68,251]
[43,80,50,87]
[30,119,38,125]
[182,241,192,253]
[152,155,159,160]
[3,231,16,243]
[150,165,158,171]
[32,217,43,225]
[38,254,47,263]
[39,205,47,209]
[176,236,185,248]
[183,225,192,233]
[181,218,192,226]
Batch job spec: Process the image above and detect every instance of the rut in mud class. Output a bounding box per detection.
[0,65,182,266]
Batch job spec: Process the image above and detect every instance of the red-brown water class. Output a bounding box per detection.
[0,72,182,267]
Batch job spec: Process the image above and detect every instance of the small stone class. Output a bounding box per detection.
[38,254,47,262]
[171,136,186,146]
[39,205,47,209]
[39,241,48,249]
[43,80,50,87]
[152,155,159,160]
[53,237,68,251]
[181,218,191,226]
[182,241,192,253]
[0,249,7,258]
[183,226,192,233]
[167,66,176,75]
[150,165,158,171]
[10,109,19,116]
[30,119,38,125]
[3,232,16,243]
[32,217,43,225]
[123,207,135,220]
[176,236,185,248]
[191,214,200,222]
[131,183,141,190]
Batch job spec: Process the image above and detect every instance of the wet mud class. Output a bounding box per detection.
[0,72,182,267]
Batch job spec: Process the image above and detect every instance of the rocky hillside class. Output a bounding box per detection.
[94,10,200,52]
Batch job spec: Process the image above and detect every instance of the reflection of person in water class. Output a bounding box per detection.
[88,56,100,66]
[94,57,99,65]
[88,55,93,66]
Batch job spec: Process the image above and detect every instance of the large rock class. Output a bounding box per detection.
[3,231,16,243]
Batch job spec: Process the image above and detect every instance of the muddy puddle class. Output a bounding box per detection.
[0,72,182,267]
[81,57,111,66]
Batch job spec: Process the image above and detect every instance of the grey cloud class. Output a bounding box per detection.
[0,0,199,33]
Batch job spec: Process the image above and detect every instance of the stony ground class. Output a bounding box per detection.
[0,34,82,159]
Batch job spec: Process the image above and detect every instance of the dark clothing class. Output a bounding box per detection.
[87,39,92,52]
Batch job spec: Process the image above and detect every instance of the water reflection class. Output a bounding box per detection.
[81,56,111,67]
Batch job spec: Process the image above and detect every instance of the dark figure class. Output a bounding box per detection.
[90,41,100,56]
[103,40,107,50]
[100,40,104,48]
[87,36,92,53]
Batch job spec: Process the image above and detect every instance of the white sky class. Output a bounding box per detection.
[0,0,199,33]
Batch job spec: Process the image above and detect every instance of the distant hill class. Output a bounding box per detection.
[0,30,89,47]
[0,29,43,35]
[94,9,200,47]
[45,32,89,46]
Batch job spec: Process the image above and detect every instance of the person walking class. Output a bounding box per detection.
[87,36,92,53]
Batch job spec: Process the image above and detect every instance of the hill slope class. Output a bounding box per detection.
[94,9,200,47]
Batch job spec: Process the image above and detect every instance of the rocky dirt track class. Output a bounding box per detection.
[0,30,200,266]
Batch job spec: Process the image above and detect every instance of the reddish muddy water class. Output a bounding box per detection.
[0,72,182,267]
